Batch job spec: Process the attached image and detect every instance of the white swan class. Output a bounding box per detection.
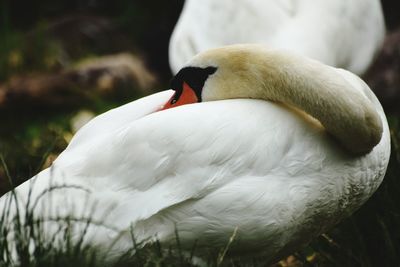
[169,0,385,75]
[1,45,390,263]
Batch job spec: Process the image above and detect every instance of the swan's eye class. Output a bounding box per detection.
[171,99,177,104]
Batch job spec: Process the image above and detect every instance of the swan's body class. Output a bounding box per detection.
[169,0,385,75]
[1,45,390,263]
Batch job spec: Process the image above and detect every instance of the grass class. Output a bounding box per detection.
[0,176,249,267]
[0,155,237,267]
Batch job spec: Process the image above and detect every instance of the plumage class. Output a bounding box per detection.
[1,45,390,263]
[169,0,385,75]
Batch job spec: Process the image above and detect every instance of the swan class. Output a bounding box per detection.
[1,44,390,264]
[169,0,385,75]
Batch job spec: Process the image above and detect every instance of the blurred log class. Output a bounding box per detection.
[72,53,156,92]
[0,53,157,108]
[364,28,400,115]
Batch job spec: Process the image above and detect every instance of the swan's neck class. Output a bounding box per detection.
[200,47,383,154]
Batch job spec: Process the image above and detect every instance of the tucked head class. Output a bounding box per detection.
[161,44,280,111]
[161,66,217,110]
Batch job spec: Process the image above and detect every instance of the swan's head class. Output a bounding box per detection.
[161,44,276,110]
[161,66,217,110]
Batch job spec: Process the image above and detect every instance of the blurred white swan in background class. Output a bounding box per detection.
[169,0,385,75]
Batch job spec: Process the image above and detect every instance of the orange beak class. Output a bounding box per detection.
[159,82,199,111]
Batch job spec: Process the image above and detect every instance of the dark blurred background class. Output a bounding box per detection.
[1,0,400,266]
[1,0,185,81]
[2,0,400,77]
[0,0,185,189]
